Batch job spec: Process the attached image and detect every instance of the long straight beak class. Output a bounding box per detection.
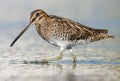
[10,22,32,47]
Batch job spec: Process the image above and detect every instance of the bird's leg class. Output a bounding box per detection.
[41,52,63,63]
[68,48,77,62]
[56,52,63,60]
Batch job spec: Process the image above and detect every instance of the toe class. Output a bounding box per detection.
[41,59,48,63]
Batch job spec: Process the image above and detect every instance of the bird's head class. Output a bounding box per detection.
[30,9,48,24]
[10,9,48,47]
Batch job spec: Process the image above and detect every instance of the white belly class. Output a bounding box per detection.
[48,38,90,49]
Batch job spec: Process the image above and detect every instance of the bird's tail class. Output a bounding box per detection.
[90,29,114,42]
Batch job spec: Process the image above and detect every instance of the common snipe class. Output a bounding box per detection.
[10,9,114,62]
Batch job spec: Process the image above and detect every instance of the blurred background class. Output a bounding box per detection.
[0,0,120,81]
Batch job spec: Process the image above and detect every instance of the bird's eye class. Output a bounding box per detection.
[36,13,40,17]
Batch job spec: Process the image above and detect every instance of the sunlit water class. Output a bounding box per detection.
[0,0,120,81]
[0,26,120,81]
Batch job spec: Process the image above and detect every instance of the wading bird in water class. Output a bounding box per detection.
[10,9,114,63]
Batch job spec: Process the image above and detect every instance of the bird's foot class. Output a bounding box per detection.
[41,53,63,63]
[56,54,63,60]
[73,55,77,63]
[41,59,49,63]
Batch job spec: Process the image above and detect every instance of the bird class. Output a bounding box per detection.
[10,9,114,63]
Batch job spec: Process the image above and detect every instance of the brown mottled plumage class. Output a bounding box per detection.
[10,9,114,62]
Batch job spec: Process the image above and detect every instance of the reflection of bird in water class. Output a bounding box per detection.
[10,9,114,63]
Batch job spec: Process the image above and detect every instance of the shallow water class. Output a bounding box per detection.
[0,0,120,81]
[0,28,120,81]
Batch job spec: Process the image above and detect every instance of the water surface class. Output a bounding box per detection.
[0,0,120,81]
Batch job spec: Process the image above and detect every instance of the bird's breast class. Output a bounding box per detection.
[36,24,51,41]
